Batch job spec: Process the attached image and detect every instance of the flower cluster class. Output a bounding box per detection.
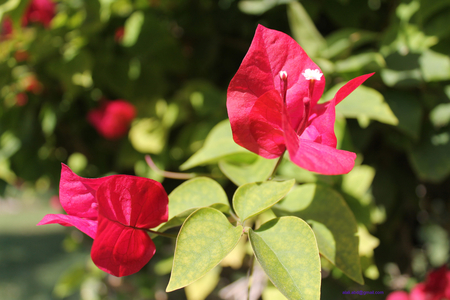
[387,266,450,300]
[87,99,137,140]
[227,25,373,175]
[38,164,168,277]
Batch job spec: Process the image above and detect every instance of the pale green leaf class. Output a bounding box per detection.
[342,165,375,201]
[233,179,295,222]
[419,50,450,82]
[324,84,398,125]
[287,1,325,57]
[274,184,363,284]
[129,118,166,154]
[238,0,293,15]
[430,103,450,128]
[334,52,385,73]
[219,154,278,186]
[122,11,144,47]
[157,177,229,232]
[249,217,321,300]
[180,120,252,170]
[166,207,242,292]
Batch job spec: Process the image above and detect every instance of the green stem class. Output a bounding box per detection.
[145,155,195,180]
[145,228,177,238]
[268,154,284,180]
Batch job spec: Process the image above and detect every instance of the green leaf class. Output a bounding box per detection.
[419,50,450,82]
[180,120,252,170]
[129,118,166,154]
[157,177,230,232]
[430,103,450,128]
[122,11,144,47]
[334,53,385,73]
[249,217,321,300]
[233,179,295,222]
[384,90,422,140]
[408,129,450,183]
[218,154,278,186]
[287,1,325,58]
[238,0,293,15]
[166,207,242,292]
[324,84,398,126]
[274,184,363,284]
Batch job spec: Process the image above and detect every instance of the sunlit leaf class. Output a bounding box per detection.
[219,154,278,186]
[287,1,325,58]
[180,120,252,170]
[419,50,450,82]
[233,179,295,222]
[274,184,363,284]
[167,207,242,292]
[122,11,144,47]
[324,84,398,126]
[249,217,321,300]
[185,266,222,300]
[157,177,229,232]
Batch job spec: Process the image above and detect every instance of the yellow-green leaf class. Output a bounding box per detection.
[233,179,295,222]
[166,207,242,292]
[275,184,363,284]
[249,217,320,300]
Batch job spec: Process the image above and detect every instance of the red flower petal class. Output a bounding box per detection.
[59,164,110,220]
[37,214,97,238]
[282,99,356,175]
[91,176,168,276]
[95,176,168,228]
[333,73,375,105]
[302,98,338,148]
[248,89,286,157]
[227,25,324,156]
[91,216,155,277]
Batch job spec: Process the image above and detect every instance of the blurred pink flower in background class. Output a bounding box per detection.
[22,0,56,27]
[387,266,450,300]
[1,17,13,38]
[87,99,137,140]
[115,26,125,43]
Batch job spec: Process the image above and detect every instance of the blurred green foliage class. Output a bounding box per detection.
[1,0,450,299]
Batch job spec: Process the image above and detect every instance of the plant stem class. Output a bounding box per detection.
[247,254,255,300]
[268,155,284,180]
[145,228,177,238]
[145,155,195,180]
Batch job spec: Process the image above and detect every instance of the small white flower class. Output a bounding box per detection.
[302,69,323,81]
[279,70,288,80]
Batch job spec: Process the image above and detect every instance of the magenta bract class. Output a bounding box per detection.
[37,164,169,277]
[227,24,374,175]
[87,99,136,140]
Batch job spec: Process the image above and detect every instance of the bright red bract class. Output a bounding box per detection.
[37,164,169,277]
[22,0,56,27]
[227,25,373,175]
[87,99,136,140]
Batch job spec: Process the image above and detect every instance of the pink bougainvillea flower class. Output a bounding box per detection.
[37,164,110,238]
[227,24,374,175]
[38,164,169,277]
[1,17,13,39]
[87,99,137,140]
[386,291,410,300]
[91,176,168,277]
[115,26,125,43]
[386,266,450,300]
[22,0,56,27]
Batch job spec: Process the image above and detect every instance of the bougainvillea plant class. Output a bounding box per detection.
[38,164,169,277]
[227,24,373,175]
[38,24,377,300]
